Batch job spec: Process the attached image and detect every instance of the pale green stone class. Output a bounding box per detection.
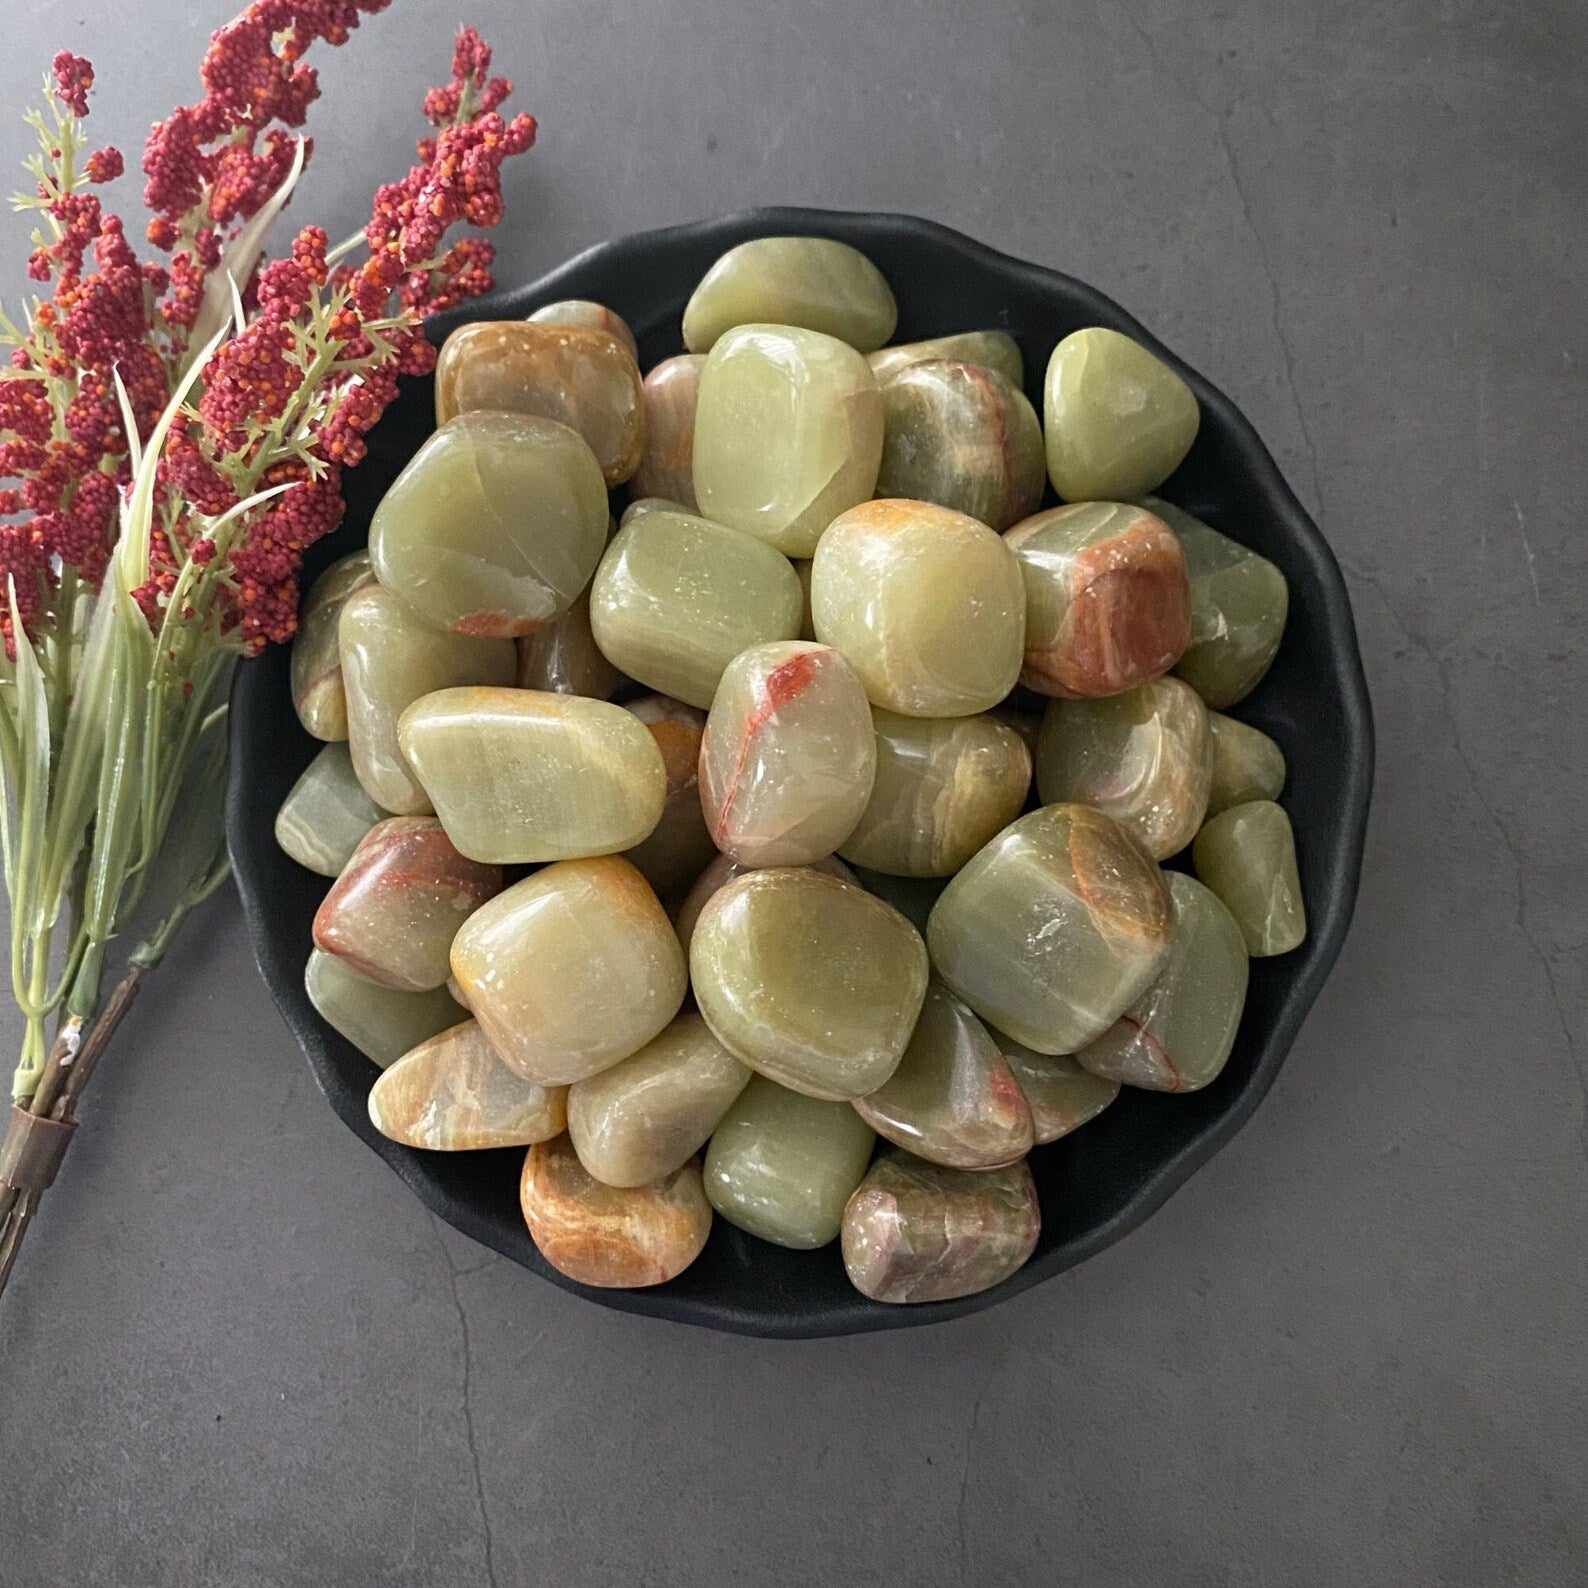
[997,1040,1120,1144]
[620,496,688,526]
[682,236,897,354]
[693,324,884,556]
[1206,712,1287,815]
[1045,327,1200,501]
[1192,800,1307,956]
[274,742,387,877]
[704,1076,876,1249]
[290,552,374,741]
[673,853,854,957]
[304,948,465,1069]
[868,330,1023,388]
[526,298,638,362]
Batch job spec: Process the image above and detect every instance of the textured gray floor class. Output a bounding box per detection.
[2,2,1585,1584]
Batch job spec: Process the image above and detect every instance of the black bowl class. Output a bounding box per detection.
[228,207,1373,1338]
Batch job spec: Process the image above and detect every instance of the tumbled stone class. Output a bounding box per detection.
[368,1018,568,1149]
[451,856,686,1084]
[1044,327,1200,501]
[699,641,876,868]
[435,320,644,484]
[839,710,1031,877]
[868,330,1023,388]
[876,359,1045,532]
[567,1011,750,1187]
[630,353,704,511]
[526,298,638,362]
[398,686,666,864]
[1143,497,1290,708]
[620,496,688,526]
[673,852,855,956]
[589,508,803,708]
[842,1151,1040,1304]
[621,695,715,895]
[1076,872,1249,1092]
[369,411,608,639]
[1035,677,1210,860]
[1005,501,1191,698]
[1192,799,1307,956]
[304,948,465,1069]
[691,868,928,1099]
[313,817,501,991]
[704,1076,876,1249]
[682,235,897,354]
[997,1038,1120,1143]
[275,742,387,877]
[339,584,517,814]
[854,984,1033,1169]
[520,1134,711,1288]
[812,499,1025,716]
[927,803,1171,1053]
[291,552,374,741]
[849,867,947,937]
[693,324,884,556]
[515,588,626,700]
[1206,712,1287,815]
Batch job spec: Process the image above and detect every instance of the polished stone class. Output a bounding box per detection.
[515,589,626,700]
[867,329,1024,388]
[811,499,1026,716]
[526,298,639,362]
[630,353,704,511]
[1192,799,1307,956]
[693,323,884,555]
[927,802,1172,1053]
[303,948,465,1070]
[274,742,388,877]
[619,496,689,526]
[672,852,855,956]
[841,1150,1040,1304]
[1205,711,1287,815]
[290,552,374,741]
[849,867,948,937]
[997,1038,1121,1143]
[620,695,716,895]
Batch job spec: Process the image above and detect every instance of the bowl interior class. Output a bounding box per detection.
[227,207,1373,1338]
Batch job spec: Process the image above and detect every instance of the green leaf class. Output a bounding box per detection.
[80,608,148,941]
[5,579,52,941]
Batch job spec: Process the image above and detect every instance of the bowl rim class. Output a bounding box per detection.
[228,205,1375,1338]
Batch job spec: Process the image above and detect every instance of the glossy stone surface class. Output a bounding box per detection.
[703,1076,876,1249]
[854,984,1034,1169]
[1144,497,1291,708]
[519,1135,711,1288]
[398,687,666,864]
[450,857,687,1084]
[811,499,1025,716]
[588,508,803,709]
[434,320,644,484]
[1005,501,1191,698]
[1192,800,1307,956]
[867,329,1023,388]
[997,1038,1121,1143]
[312,817,501,991]
[630,353,704,511]
[619,496,688,526]
[672,853,855,956]
[368,1019,568,1150]
[526,298,638,362]
[290,552,374,741]
[1044,326,1200,501]
[1206,712,1287,815]
[690,868,928,1100]
[841,1151,1040,1304]
[682,236,897,354]
[274,742,387,877]
[339,584,517,814]
[839,710,1031,877]
[515,589,626,699]
[369,411,608,639]
[566,1012,750,1187]
[876,359,1045,532]
[927,803,1171,1053]
[693,324,884,556]
[699,641,876,868]
[303,948,465,1070]
[1035,677,1211,860]
[1076,872,1249,1093]
[621,695,715,895]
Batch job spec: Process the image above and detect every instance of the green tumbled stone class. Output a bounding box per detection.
[682,236,897,354]
[1206,712,1287,815]
[304,948,465,1069]
[370,411,609,639]
[290,552,374,741]
[1077,873,1249,1092]
[691,868,929,1100]
[926,803,1172,1053]
[673,852,854,957]
[1034,677,1210,860]
[588,508,803,709]
[526,298,638,362]
[997,1038,1120,1143]
[876,359,1045,532]
[868,330,1023,389]
[274,742,387,877]
[704,1076,876,1249]
[1143,498,1290,708]
[1044,327,1200,501]
[1192,800,1307,956]
[693,324,884,556]
[620,496,689,526]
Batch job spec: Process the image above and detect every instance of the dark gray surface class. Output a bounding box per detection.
[1,2,1583,1583]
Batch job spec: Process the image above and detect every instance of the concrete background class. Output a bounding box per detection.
[2,1,1584,1583]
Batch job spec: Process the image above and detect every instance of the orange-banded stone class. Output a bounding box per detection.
[630,353,704,511]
